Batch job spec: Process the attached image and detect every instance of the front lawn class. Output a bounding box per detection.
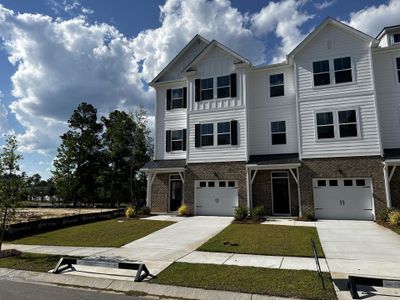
[9,219,174,247]
[198,224,324,257]
[153,262,336,300]
[0,253,63,272]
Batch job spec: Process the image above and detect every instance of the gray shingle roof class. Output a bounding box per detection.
[142,159,186,170]
[248,153,300,165]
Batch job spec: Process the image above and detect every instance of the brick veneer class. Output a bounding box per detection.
[252,170,299,216]
[151,173,170,213]
[184,162,248,215]
[390,168,400,208]
[299,156,387,218]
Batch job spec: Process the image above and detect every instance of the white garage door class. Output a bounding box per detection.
[195,180,238,216]
[313,178,374,220]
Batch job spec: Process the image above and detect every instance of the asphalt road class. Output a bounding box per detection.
[0,279,147,300]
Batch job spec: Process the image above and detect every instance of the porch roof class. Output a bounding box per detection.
[141,159,186,173]
[248,153,300,166]
[384,149,400,165]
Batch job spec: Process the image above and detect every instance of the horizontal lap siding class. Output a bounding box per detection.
[248,66,298,155]
[373,50,400,149]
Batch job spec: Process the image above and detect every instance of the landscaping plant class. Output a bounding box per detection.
[388,209,400,225]
[250,206,265,219]
[178,204,188,216]
[125,206,135,218]
[234,206,248,221]
[137,206,151,215]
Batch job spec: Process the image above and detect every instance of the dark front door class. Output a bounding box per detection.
[272,175,290,215]
[170,176,183,211]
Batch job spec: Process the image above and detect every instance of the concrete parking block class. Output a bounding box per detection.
[224,253,283,268]
[178,251,233,265]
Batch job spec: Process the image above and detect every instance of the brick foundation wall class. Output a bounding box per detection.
[151,173,170,213]
[184,162,248,215]
[299,156,387,218]
[390,168,400,209]
[252,170,299,216]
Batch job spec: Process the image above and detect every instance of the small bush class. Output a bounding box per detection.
[178,204,189,216]
[234,206,248,221]
[388,209,400,225]
[250,206,265,219]
[378,207,395,222]
[138,206,151,215]
[125,206,135,218]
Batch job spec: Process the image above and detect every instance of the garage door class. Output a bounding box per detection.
[195,180,238,216]
[313,178,374,220]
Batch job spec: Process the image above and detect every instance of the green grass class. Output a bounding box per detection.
[153,262,336,300]
[9,219,174,247]
[0,253,63,272]
[198,224,324,257]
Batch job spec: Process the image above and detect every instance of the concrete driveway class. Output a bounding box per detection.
[316,220,400,278]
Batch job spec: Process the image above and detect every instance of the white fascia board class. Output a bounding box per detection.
[246,163,302,170]
[140,167,185,174]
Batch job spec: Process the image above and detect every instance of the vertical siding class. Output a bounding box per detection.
[247,66,298,155]
[295,24,381,158]
[373,49,400,149]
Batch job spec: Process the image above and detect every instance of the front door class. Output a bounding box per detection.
[272,172,290,215]
[170,175,183,211]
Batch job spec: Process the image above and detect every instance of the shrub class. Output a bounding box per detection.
[234,206,248,221]
[125,206,135,218]
[138,206,151,215]
[388,209,400,225]
[378,207,395,222]
[250,206,265,219]
[178,204,189,216]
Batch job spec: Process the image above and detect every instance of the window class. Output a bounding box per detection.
[228,181,236,187]
[396,57,400,83]
[317,180,326,187]
[334,57,352,84]
[356,179,366,186]
[329,180,338,186]
[201,123,214,146]
[313,60,330,86]
[316,112,334,139]
[217,122,231,145]
[394,33,400,44]
[201,78,214,100]
[171,130,183,151]
[217,75,230,98]
[269,73,284,97]
[272,172,289,178]
[171,88,183,109]
[199,181,206,187]
[208,181,215,187]
[219,181,226,187]
[344,180,353,186]
[338,110,358,138]
[271,121,286,145]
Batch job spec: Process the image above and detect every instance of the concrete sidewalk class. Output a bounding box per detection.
[0,267,292,300]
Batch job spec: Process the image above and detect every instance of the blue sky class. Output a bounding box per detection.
[0,0,398,178]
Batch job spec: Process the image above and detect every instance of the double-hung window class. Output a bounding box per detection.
[396,57,400,83]
[171,88,183,109]
[171,130,183,151]
[269,73,284,97]
[201,78,214,100]
[394,33,400,44]
[338,110,358,138]
[271,121,286,145]
[316,112,334,139]
[217,122,231,145]
[334,57,352,83]
[313,60,330,86]
[217,75,230,98]
[201,123,214,146]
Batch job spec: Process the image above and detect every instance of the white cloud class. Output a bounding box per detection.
[48,0,93,16]
[314,1,336,10]
[347,0,400,36]
[250,0,313,63]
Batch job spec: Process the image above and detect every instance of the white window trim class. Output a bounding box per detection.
[268,73,285,99]
[198,120,238,149]
[314,107,361,142]
[171,129,184,152]
[312,56,356,89]
[197,73,236,102]
[171,88,184,109]
[200,78,214,101]
[216,75,231,99]
[200,123,214,147]
[393,33,400,45]
[270,120,287,146]
[217,121,232,145]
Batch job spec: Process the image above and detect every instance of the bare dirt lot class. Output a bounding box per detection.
[13,208,116,223]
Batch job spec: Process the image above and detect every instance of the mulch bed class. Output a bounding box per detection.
[0,249,22,259]
[376,220,399,231]
[232,217,266,224]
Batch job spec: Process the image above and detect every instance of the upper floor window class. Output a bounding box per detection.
[334,57,352,84]
[217,122,231,145]
[269,74,284,97]
[396,57,400,82]
[313,60,330,86]
[165,129,187,152]
[316,109,358,140]
[394,33,400,44]
[217,75,230,98]
[201,78,214,100]
[201,123,214,146]
[271,121,286,145]
[166,87,187,110]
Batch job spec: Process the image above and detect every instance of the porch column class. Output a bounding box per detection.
[383,164,392,208]
[246,169,252,210]
[289,168,302,218]
[146,173,155,208]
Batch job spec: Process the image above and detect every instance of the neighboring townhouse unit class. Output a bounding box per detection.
[141,18,400,221]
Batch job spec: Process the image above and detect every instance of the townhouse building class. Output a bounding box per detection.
[141,18,400,220]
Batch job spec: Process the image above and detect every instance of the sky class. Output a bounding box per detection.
[0,0,399,179]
